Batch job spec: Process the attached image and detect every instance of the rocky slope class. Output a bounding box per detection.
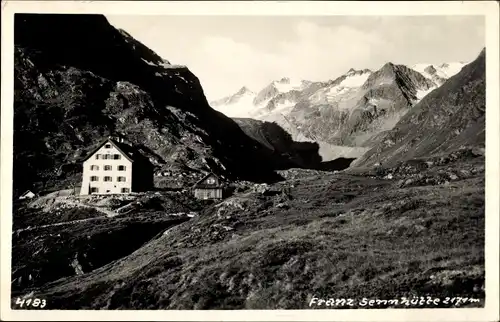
[210,86,257,118]
[13,14,320,195]
[285,65,436,147]
[412,62,467,87]
[354,48,485,168]
[232,118,356,170]
[212,62,468,160]
[14,156,485,309]
[211,77,314,119]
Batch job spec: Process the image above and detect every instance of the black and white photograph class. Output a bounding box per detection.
[1,1,499,321]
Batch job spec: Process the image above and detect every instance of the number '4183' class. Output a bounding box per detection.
[15,297,46,308]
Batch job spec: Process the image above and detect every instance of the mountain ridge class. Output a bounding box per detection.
[210,60,468,160]
[13,14,333,195]
[354,48,485,167]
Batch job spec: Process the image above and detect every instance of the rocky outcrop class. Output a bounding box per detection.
[286,64,436,147]
[13,14,300,195]
[354,48,485,168]
[233,118,356,171]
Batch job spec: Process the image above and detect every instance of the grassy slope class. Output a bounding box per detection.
[18,154,484,309]
[11,192,207,294]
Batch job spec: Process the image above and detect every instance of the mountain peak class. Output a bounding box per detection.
[235,86,252,95]
[381,62,396,69]
[377,62,401,76]
[277,77,291,84]
[424,65,437,74]
[346,68,372,76]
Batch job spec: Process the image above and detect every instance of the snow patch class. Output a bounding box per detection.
[141,58,186,70]
[339,73,370,88]
[438,62,467,78]
[415,86,436,101]
[412,62,467,81]
[141,58,157,66]
[212,91,257,118]
[324,73,370,99]
[273,99,297,113]
[273,78,306,93]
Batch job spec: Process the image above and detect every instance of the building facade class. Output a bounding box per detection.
[193,173,223,200]
[80,138,153,195]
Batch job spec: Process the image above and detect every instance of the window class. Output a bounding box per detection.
[118,165,126,171]
[206,178,216,184]
[105,144,112,148]
[104,165,112,171]
[104,176,112,182]
[197,190,211,200]
[90,187,99,193]
[121,188,130,193]
[113,154,121,160]
[117,176,126,182]
[90,176,99,181]
[90,165,99,171]
[95,154,101,160]
[103,154,113,160]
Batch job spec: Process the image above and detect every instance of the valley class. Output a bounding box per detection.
[12,149,485,309]
[10,13,486,311]
[211,59,468,161]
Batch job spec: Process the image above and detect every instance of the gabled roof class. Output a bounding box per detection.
[193,172,223,189]
[81,137,135,163]
[20,190,35,196]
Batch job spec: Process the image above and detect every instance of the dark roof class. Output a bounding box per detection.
[81,138,136,163]
[193,172,223,189]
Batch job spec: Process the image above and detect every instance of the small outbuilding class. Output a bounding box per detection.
[19,190,36,200]
[193,172,223,200]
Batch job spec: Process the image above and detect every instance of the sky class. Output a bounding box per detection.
[105,15,485,101]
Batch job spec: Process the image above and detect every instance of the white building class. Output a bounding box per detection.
[80,137,153,195]
[19,190,36,200]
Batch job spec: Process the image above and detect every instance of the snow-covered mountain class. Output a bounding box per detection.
[288,63,436,147]
[309,68,372,106]
[412,62,467,86]
[210,86,257,118]
[356,53,484,167]
[410,62,467,100]
[210,60,470,161]
[211,77,312,119]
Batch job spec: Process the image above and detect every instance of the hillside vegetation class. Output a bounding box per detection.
[10,14,486,311]
[12,151,485,309]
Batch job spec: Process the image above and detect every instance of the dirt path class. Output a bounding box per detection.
[14,201,196,234]
[61,199,119,218]
[14,198,121,234]
[14,215,109,234]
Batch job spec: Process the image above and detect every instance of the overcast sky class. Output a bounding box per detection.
[106,15,485,101]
